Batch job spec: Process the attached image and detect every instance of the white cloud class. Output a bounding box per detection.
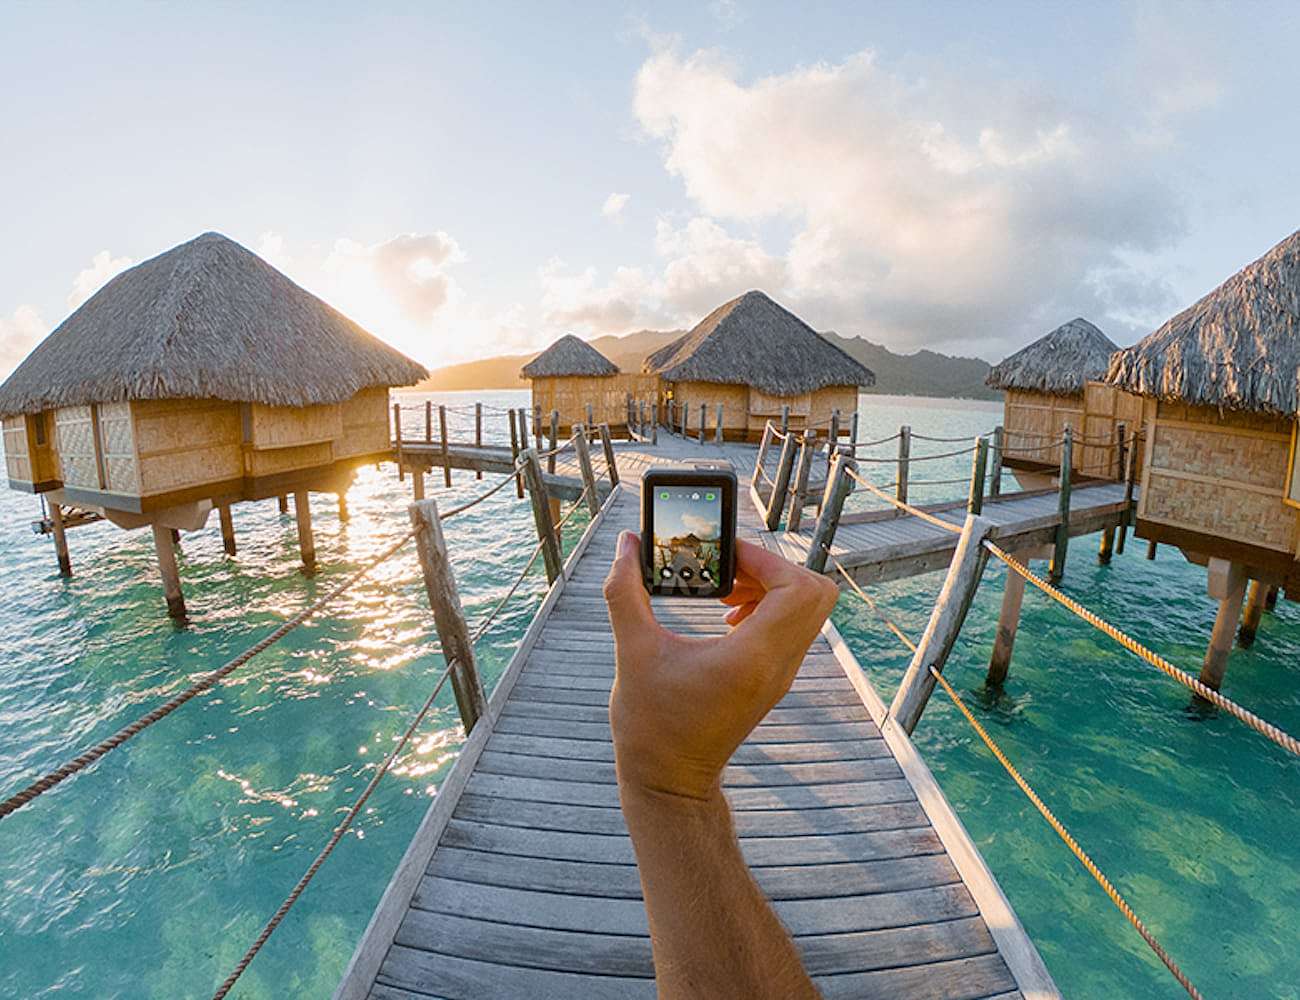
[680,512,720,538]
[0,304,46,378]
[68,250,134,309]
[618,45,1187,356]
[601,192,630,221]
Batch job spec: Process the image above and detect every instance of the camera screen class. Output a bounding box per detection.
[651,485,724,596]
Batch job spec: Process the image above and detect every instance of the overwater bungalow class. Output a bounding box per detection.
[986,317,1139,486]
[1106,228,1300,688]
[520,334,652,433]
[0,231,427,617]
[644,290,874,441]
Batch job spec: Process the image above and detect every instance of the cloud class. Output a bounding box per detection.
[680,512,720,538]
[324,232,464,326]
[0,305,46,378]
[601,192,630,221]
[68,250,133,309]
[615,45,1189,357]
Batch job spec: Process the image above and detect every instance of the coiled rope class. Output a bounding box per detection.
[0,529,418,821]
[984,541,1300,759]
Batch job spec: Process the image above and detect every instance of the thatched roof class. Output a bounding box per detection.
[985,318,1118,394]
[1106,229,1300,415]
[0,231,428,417]
[643,290,874,394]
[521,334,618,378]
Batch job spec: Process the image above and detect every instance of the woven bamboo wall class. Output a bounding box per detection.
[97,402,140,494]
[1138,401,1298,553]
[3,416,31,482]
[54,406,100,489]
[249,402,343,450]
[809,386,858,435]
[1002,389,1083,468]
[1080,382,1144,479]
[133,399,242,497]
[337,387,390,459]
[530,374,656,431]
[664,381,750,438]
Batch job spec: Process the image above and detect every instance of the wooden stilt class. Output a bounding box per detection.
[1238,579,1268,648]
[891,514,995,734]
[49,502,72,577]
[277,494,289,514]
[152,523,187,620]
[1199,558,1247,691]
[1097,525,1115,564]
[986,563,1027,687]
[338,494,350,523]
[409,498,488,732]
[413,468,426,502]
[294,489,316,576]
[1146,540,1158,560]
[218,503,237,556]
[1266,585,1280,610]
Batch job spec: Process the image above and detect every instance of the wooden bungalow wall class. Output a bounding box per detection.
[530,374,658,432]
[1002,388,1083,470]
[1138,401,1299,557]
[659,381,857,441]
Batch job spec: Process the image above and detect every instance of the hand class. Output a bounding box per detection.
[603,532,840,801]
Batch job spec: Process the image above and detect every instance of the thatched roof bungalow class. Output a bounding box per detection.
[1103,229,1300,687]
[0,231,426,614]
[644,290,874,441]
[520,335,649,434]
[988,318,1137,483]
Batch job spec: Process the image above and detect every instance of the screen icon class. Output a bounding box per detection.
[659,491,669,500]
[705,492,715,501]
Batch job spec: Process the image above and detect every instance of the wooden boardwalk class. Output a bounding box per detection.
[337,440,1060,1000]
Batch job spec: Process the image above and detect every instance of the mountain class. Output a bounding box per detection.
[412,328,999,400]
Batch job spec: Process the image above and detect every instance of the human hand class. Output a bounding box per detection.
[603,532,840,801]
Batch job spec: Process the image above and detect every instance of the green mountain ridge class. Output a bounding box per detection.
[413,329,999,400]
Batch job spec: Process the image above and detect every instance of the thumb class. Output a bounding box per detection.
[603,530,659,641]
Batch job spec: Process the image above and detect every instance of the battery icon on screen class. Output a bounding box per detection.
[659,492,669,499]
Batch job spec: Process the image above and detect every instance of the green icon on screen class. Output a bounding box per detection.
[660,492,669,499]
[705,493,716,501]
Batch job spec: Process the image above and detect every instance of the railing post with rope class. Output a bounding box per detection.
[805,451,855,574]
[409,498,488,733]
[439,404,452,488]
[650,402,659,444]
[532,404,543,453]
[547,410,559,475]
[828,409,840,451]
[780,404,790,438]
[1116,423,1134,555]
[521,447,563,584]
[699,402,706,444]
[896,425,911,511]
[424,400,433,443]
[508,408,524,498]
[786,428,819,533]
[890,513,994,734]
[989,425,1004,498]
[849,410,860,448]
[681,398,689,436]
[572,425,601,517]
[586,402,594,427]
[765,426,799,532]
[474,402,483,480]
[967,435,989,515]
[598,423,619,487]
[715,403,724,444]
[394,402,405,482]
[1049,426,1072,584]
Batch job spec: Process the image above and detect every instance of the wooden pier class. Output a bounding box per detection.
[339,430,1065,1000]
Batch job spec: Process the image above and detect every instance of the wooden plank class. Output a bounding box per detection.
[478,750,898,786]
[484,732,893,764]
[493,714,882,744]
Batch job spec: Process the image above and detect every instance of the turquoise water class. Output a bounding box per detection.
[0,390,1296,998]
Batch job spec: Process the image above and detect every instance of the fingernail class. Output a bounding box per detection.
[617,531,638,559]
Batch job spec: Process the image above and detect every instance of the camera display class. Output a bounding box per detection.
[642,467,736,598]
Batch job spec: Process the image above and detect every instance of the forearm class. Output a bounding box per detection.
[619,783,820,1000]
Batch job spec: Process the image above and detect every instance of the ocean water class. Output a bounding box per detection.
[0,389,1296,999]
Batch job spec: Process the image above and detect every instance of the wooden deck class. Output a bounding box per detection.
[336,440,1060,1000]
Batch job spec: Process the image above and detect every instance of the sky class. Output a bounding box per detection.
[1,1,1298,378]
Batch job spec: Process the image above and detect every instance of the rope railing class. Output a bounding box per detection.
[851,442,980,464]
[910,429,997,443]
[0,529,420,821]
[984,542,1300,759]
[907,476,972,488]
[831,572,1202,999]
[849,431,903,450]
[843,467,963,534]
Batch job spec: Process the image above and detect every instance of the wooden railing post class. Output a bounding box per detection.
[752,421,774,492]
[786,429,819,533]
[521,448,563,583]
[533,404,543,453]
[1116,423,1135,555]
[896,425,911,510]
[650,403,659,444]
[598,423,619,487]
[967,436,989,515]
[508,408,524,499]
[474,403,483,480]
[849,410,860,450]
[668,399,676,432]
[573,425,601,516]
[805,451,855,574]
[425,400,433,443]
[1049,427,1073,584]
[829,409,841,450]
[681,399,689,436]
[890,514,994,734]
[780,404,790,438]
[547,410,559,474]
[394,402,405,482]
[989,425,1004,498]
[715,403,724,444]
[439,404,451,488]
[765,428,799,531]
[586,403,594,427]
[698,402,706,444]
[409,498,488,732]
